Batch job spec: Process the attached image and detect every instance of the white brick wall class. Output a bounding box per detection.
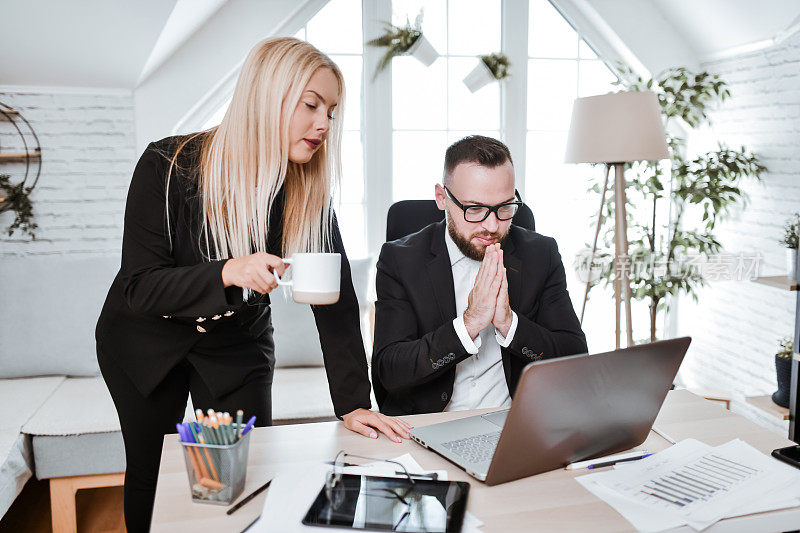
[0,87,136,258]
[674,32,800,435]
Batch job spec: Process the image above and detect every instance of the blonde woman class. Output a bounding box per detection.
[95,37,411,532]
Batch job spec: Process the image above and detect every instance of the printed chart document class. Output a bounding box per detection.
[576,439,800,531]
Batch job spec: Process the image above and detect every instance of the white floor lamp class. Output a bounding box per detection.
[565,91,670,349]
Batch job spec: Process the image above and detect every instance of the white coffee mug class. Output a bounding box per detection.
[275,253,341,304]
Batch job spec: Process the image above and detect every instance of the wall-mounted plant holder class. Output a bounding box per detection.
[463,53,511,93]
[463,61,495,92]
[406,33,438,66]
[366,11,439,78]
[0,102,42,238]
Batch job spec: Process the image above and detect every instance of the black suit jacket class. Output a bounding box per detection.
[371,220,587,415]
[95,135,371,417]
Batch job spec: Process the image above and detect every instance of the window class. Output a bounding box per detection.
[391,0,502,201]
[526,0,619,349]
[298,0,367,258]
[193,0,628,304]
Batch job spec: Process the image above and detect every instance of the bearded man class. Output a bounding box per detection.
[372,135,587,416]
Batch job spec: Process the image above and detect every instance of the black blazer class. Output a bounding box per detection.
[95,135,371,417]
[371,220,588,415]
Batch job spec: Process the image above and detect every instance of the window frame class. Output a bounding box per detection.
[173,0,648,263]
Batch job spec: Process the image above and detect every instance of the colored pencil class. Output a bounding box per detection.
[236,410,244,439]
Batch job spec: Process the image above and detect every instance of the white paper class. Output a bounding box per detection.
[250,453,482,532]
[576,439,800,532]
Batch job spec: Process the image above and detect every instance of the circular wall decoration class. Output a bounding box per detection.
[0,101,42,237]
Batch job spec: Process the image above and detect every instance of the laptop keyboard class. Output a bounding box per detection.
[440,431,501,464]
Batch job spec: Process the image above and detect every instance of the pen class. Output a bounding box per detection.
[587,453,652,469]
[240,415,257,436]
[226,479,273,515]
[566,450,652,470]
[396,470,439,480]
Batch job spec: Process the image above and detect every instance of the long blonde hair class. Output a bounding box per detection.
[166,37,344,259]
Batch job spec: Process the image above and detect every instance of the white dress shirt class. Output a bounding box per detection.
[444,227,518,412]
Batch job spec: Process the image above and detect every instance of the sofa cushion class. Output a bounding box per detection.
[21,377,120,436]
[0,377,64,515]
[32,432,124,479]
[20,377,124,480]
[271,294,325,368]
[0,377,65,430]
[272,256,372,369]
[271,367,335,421]
[0,432,33,517]
[0,254,119,378]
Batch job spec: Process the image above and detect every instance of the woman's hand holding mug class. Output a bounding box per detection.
[221,252,287,294]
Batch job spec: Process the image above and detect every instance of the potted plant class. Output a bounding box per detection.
[583,66,766,342]
[463,52,511,93]
[781,213,799,280]
[366,11,438,77]
[0,173,37,238]
[772,337,793,408]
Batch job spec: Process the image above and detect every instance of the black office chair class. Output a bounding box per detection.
[386,199,535,242]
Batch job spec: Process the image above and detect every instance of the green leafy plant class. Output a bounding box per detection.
[366,11,424,76]
[0,173,37,238]
[781,213,799,249]
[584,66,766,342]
[777,337,793,360]
[480,53,511,80]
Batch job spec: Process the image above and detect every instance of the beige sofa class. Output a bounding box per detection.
[0,253,373,531]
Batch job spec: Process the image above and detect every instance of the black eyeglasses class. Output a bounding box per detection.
[444,186,522,223]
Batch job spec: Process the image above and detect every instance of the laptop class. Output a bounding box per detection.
[409,337,691,486]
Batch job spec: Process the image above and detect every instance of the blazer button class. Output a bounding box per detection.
[196,325,207,333]
[441,392,448,402]
[211,315,222,320]
[196,317,206,323]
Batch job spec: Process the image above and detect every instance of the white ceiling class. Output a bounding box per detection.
[0,0,175,88]
[651,0,800,59]
[2,1,800,90]
[138,0,228,86]
[0,0,228,89]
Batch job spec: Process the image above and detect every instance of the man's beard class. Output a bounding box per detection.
[447,214,509,262]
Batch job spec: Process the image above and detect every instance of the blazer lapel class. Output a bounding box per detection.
[426,221,457,323]
[502,228,523,312]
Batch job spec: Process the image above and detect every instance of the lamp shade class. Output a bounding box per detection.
[564,91,669,164]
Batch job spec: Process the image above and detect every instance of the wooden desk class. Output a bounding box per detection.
[151,390,800,532]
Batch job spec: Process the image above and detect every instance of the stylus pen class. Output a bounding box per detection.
[226,479,273,515]
[586,453,652,469]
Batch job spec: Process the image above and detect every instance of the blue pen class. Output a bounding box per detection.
[240,416,257,436]
[176,423,188,443]
[587,453,652,469]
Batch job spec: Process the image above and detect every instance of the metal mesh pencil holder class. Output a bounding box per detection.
[180,431,251,505]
